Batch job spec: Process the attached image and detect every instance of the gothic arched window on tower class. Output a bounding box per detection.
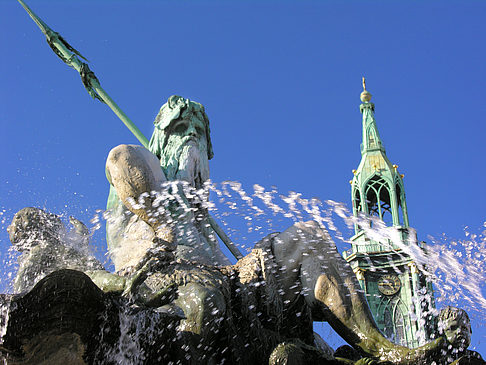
[379,297,411,347]
[353,189,364,232]
[395,183,404,226]
[383,306,394,340]
[368,133,375,147]
[353,189,362,212]
[367,126,378,149]
[365,176,393,225]
[394,304,407,346]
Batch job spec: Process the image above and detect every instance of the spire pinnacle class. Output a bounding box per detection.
[360,77,372,102]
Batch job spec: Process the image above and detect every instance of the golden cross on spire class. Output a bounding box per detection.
[360,77,372,102]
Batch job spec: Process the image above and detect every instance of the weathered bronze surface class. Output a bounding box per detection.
[2,2,484,364]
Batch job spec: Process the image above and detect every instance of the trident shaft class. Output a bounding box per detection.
[18,0,243,261]
[18,0,149,148]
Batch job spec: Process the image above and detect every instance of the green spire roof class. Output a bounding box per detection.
[344,80,436,350]
[359,78,385,155]
[351,78,409,228]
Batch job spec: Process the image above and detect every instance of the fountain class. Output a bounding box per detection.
[0,95,484,364]
[0,2,485,364]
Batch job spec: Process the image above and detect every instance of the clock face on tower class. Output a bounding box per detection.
[378,274,401,296]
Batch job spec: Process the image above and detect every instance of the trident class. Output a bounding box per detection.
[17,0,243,261]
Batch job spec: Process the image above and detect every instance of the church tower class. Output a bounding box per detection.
[342,79,436,348]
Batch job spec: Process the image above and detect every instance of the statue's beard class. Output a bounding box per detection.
[161,136,210,189]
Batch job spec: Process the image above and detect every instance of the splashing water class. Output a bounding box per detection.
[0,180,485,355]
[106,180,486,321]
[204,182,486,324]
[96,302,172,364]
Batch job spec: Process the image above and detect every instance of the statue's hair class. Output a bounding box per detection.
[438,306,470,324]
[148,95,214,161]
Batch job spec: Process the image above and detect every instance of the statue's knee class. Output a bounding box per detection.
[107,144,131,165]
[107,144,156,166]
[300,220,320,230]
[106,144,165,190]
[106,144,130,184]
[296,220,330,241]
[315,274,338,303]
[176,283,226,337]
[315,274,328,300]
[314,273,351,320]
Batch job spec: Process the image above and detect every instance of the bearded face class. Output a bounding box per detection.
[439,307,472,349]
[159,117,210,189]
[443,317,472,349]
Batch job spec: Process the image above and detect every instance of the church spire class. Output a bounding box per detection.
[351,78,409,229]
[344,80,436,349]
[359,77,385,155]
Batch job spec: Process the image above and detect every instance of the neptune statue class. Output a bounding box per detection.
[3,2,483,363]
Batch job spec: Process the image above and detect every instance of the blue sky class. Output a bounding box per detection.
[1,0,485,356]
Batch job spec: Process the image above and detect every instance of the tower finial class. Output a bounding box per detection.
[360,77,372,102]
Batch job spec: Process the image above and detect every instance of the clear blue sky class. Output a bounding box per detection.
[1,0,485,356]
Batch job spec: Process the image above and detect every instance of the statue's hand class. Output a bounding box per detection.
[122,256,156,300]
[122,244,176,305]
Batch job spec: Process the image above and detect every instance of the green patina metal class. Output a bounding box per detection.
[18,0,242,261]
[17,0,149,148]
[343,79,436,349]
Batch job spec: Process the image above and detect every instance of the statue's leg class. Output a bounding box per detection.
[271,221,444,364]
[174,282,227,363]
[106,144,167,231]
